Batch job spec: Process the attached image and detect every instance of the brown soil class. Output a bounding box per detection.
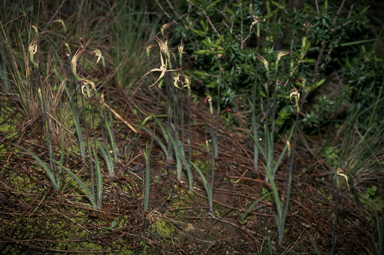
[0,84,380,254]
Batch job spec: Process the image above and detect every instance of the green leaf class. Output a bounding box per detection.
[312,78,325,90]
[140,125,170,160]
[202,38,214,47]
[199,20,208,32]
[107,220,117,230]
[194,70,210,76]
[191,162,212,207]
[192,30,206,36]
[215,35,224,46]
[263,162,282,219]
[51,159,97,209]
[16,145,59,190]
[271,0,285,9]
[97,140,114,177]
[241,193,272,222]
[307,231,322,255]
[194,49,214,55]
[92,148,103,210]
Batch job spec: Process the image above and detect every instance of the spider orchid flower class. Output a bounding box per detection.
[80,79,96,98]
[71,47,84,79]
[140,39,180,87]
[28,24,39,67]
[92,49,105,67]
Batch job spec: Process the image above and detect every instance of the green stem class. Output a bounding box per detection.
[214,59,222,159]
[331,182,340,254]
[188,86,193,188]
[144,145,150,211]
[252,26,261,174]
[210,109,215,213]
[369,79,384,127]
[166,77,174,161]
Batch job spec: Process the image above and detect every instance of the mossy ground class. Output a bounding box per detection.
[1,87,383,254]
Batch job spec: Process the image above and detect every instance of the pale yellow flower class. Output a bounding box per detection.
[28,37,38,56]
[93,49,102,64]
[81,79,96,98]
[71,47,84,78]
[173,74,190,89]
[93,49,105,67]
[255,53,269,72]
[160,22,172,36]
[140,38,180,87]
[276,51,291,65]
[336,168,350,192]
[28,25,39,67]
[52,19,67,33]
[31,24,38,35]
[289,86,300,107]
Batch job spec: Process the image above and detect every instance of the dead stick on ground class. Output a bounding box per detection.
[100,100,137,133]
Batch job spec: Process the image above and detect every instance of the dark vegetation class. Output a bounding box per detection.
[0,0,383,254]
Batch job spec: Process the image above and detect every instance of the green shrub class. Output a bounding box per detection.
[157,0,381,131]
